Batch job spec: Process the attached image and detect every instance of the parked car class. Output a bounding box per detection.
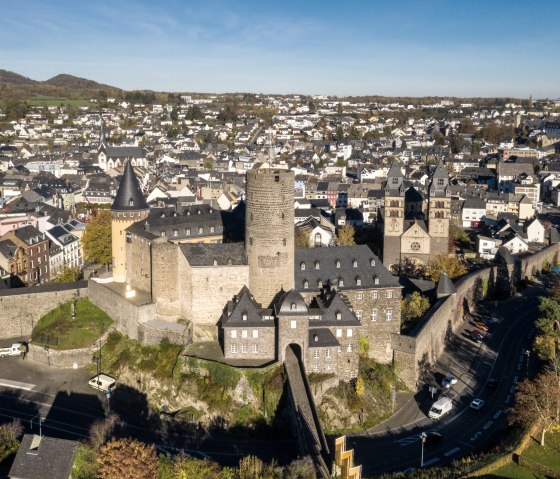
[442,374,457,389]
[473,322,489,332]
[469,331,483,343]
[470,399,485,411]
[429,397,453,419]
[484,316,498,325]
[88,373,116,393]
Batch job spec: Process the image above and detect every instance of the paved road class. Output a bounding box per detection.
[349,285,541,477]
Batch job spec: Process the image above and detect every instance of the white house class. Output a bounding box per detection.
[525,218,546,244]
[461,198,486,228]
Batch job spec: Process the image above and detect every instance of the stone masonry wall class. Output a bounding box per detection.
[223,326,275,360]
[0,281,88,340]
[125,232,152,293]
[151,239,181,318]
[88,280,156,341]
[393,243,560,389]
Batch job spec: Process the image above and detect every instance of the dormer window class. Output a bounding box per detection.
[315,261,320,270]
[291,303,296,310]
[353,260,358,267]
[213,259,218,266]
[242,313,248,321]
[173,230,178,237]
[198,227,203,234]
[129,198,134,206]
[300,262,306,271]
[374,276,379,285]
[338,278,344,287]
[185,228,191,236]
[356,277,362,286]
[370,259,375,267]
[303,280,309,289]
[318,280,323,288]
[197,209,201,215]
[336,312,342,320]
[335,260,340,268]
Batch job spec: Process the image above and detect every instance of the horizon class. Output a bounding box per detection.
[2,0,559,98]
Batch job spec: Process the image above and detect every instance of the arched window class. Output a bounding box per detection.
[370,259,375,267]
[300,262,306,271]
[303,280,309,289]
[338,278,344,287]
[291,303,296,310]
[352,260,358,267]
[315,261,320,270]
[335,260,341,268]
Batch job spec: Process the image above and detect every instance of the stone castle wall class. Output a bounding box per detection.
[151,239,181,318]
[125,231,152,293]
[246,169,295,307]
[393,243,560,389]
[0,281,88,340]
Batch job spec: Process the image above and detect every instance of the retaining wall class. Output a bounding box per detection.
[0,281,88,340]
[393,243,560,389]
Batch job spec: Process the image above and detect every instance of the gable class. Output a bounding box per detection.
[401,223,431,239]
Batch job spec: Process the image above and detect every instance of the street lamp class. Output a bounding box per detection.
[420,432,427,467]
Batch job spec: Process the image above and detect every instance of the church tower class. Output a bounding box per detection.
[428,160,451,257]
[245,164,295,307]
[383,161,406,270]
[110,160,149,283]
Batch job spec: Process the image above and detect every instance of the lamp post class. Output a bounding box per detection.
[420,432,427,467]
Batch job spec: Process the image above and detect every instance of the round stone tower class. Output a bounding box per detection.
[245,165,295,307]
[110,160,149,283]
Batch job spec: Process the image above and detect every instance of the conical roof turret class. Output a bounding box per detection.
[111,160,149,212]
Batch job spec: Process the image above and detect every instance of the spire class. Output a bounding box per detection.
[99,121,106,149]
[111,160,149,212]
[385,160,405,195]
[429,160,449,197]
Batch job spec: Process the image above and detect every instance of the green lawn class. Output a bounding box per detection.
[488,462,545,479]
[32,299,112,350]
[522,429,560,471]
[29,95,91,107]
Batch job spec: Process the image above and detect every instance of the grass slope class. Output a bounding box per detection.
[32,298,112,349]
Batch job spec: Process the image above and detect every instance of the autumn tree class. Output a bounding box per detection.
[82,210,112,266]
[427,255,467,282]
[401,292,430,324]
[172,455,224,479]
[336,224,356,246]
[97,438,158,479]
[55,266,81,283]
[510,371,560,446]
[0,419,23,456]
[295,226,310,248]
[533,296,560,361]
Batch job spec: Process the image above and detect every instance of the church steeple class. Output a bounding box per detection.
[111,160,149,212]
[429,160,450,197]
[98,121,106,151]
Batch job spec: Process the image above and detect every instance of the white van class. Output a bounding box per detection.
[88,374,116,393]
[428,397,452,419]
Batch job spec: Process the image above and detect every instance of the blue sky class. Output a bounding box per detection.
[2,0,559,98]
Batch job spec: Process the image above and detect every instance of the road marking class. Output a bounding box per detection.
[483,421,493,430]
[513,376,519,383]
[444,447,461,457]
[510,385,516,393]
[0,379,35,391]
[493,410,502,419]
[423,457,440,466]
[470,432,481,442]
[403,467,416,473]
[505,395,511,404]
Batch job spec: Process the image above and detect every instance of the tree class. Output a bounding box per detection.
[427,255,467,282]
[82,210,112,266]
[401,292,430,322]
[185,105,204,121]
[533,297,560,361]
[55,267,81,283]
[172,455,224,479]
[89,414,119,451]
[97,438,159,479]
[0,419,23,455]
[337,224,356,246]
[449,224,470,248]
[295,226,310,248]
[510,371,560,446]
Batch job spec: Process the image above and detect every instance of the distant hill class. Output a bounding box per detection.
[0,69,38,86]
[45,73,115,91]
[0,69,122,102]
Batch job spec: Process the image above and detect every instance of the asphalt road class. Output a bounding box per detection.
[349,285,542,477]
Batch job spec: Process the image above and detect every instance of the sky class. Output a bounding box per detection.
[2,0,559,98]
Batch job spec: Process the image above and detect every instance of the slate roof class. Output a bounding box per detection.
[295,245,400,292]
[180,242,247,267]
[221,286,275,328]
[308,328,339,348]
[105,145,145,158]
[111,160,149,212]
[9,434,78,479]
[436,272,457,298]
[276,290,309,315]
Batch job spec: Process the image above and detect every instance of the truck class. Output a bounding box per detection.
[428,397,452,419]
[0,343,24,358]
[88,373,116,393]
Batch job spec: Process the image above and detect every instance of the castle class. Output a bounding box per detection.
[110,161,402,381]
[382,161,451,272]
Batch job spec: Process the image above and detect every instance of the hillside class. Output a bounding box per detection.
[45,73,115,91]
[0,69,38,86]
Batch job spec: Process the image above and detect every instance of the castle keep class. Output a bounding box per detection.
[108,161,401,380]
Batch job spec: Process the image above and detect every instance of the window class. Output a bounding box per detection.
[253,344,258,353]
[252,330,258,339]
[353,260,358,267]
[326,364,331,371]
[356,279,362,287]
[161,231,166,238]
[347,344,353,352]
[314,233,321,246]
[336,312,342,320]
[372,291,378,299]
[291,303,296,310]
[326,349,331,358]
[314,350,320,359]
[338,279,344,287]
[315,261,320,269]
[356,292,363,300]
[303,280,309,289]
[210,226,215,233]
[371,310,377,321]
[386,309,393,321]
[242,330,248,339]
[290,320,297,329]
[386,291,393,299]
[185,228,191,236]
[318,280,323,288]
[230,344,238,353]
[173,229,178,237]
[231,330,237,339]
[336,260,340,268]
[198,226,204,234]
[242,313,248,321]
[242,344,248,353]
[336,329,342,338]
[313,364,320,372]
[300,262,306,271]
[374,277,380,285]
[347,328,353,338]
